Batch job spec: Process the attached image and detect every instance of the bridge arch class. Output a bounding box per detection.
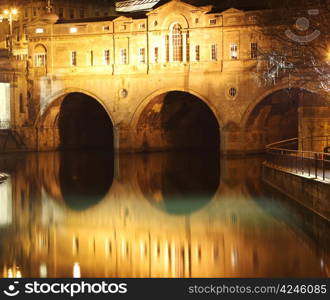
[241,86,322,151]
[130,88,222,152]
[36,88,115,150]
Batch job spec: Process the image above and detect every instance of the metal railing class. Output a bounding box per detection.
[265,136,330,181]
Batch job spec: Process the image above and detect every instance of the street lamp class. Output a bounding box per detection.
[0,8,18,54]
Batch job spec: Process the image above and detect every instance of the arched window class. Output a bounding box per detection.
[172,24,183,62]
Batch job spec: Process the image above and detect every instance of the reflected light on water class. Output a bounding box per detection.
[73,262,81,278]
[0,151,328,278]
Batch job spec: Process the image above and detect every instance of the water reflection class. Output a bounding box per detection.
[137,152,220,214]
[0,151,328,278]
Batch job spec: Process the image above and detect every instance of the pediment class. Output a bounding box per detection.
[147,0,212,15]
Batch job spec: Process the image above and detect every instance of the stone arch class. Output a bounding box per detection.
[131,87,223,129]
[36,88,115,128]
[36,88,115,151]
[130,88,222,152]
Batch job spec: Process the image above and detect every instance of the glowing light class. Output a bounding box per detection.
[11,9,17,15]
[39,263,47,278]
[70,27,78,33]
[3,10,9,15]
[16,269,22,278]
[35,28,44,34]
[73,262,81,278]
[7,268,13,278]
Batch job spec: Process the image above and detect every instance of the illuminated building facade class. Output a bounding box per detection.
[0,0,329,154]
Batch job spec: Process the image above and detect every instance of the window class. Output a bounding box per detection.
[69,8,74,19]
[195,18,199,24]
[211,44,217,61]
[71,51,77,66]
[139,23,145,30]
[24,8,28,18]
[120,24,127,31]
[209,19,217,25]
[95,10,100,17]
[230,44,238,59]
[139,48,145,64]
[103,25,110,31]
[251,42,258,59]
[35,28,44,34]
[34,53,46,67]
[165,35,169,62]
[154,47,159,63]
[33,7,37,17]
[90,51,94,66]
[229,88,237,97]
[59,8,64,18]
[104,50,110,65]
[120,49,127,64]
[195,45,200,61]
[172,24,183,62]
[79,8,85,19]
[19,93,25,113]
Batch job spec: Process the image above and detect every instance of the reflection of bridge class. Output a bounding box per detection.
[0,152,328,277]
[0,0,329,153]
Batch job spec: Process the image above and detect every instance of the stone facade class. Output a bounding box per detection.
[0,0,329,153]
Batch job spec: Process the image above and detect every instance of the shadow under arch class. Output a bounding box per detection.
[36,89,114,150]
[131,89,222,152]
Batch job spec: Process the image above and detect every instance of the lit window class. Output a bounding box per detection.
[120,48,127,64]
[209,19,217,25]
[104,50,110,65]
[34,53,46,67]
[70,27,77,33]
[230,44,238,59]
[195,45,200,61]
[251,42,258,59]
[211,44,217,61]
[139,48,145,64]
[172,24,183,62]
[154,47,159,63]
[70,51,77,66]
[35,28,44,34]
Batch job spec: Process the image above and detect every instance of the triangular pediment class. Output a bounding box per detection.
[221,8,244,14]
[113,16,133,22]
[147,0,212,15]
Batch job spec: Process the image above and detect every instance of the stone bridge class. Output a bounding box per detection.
[0,0,328,153]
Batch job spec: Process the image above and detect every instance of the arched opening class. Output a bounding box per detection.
[58,92,114,150]
[34,44,47,68]
[245,89,300,150]
[136,91,220,152]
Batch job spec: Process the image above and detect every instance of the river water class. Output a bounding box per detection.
[0,151,328,277]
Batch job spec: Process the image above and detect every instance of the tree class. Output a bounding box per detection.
[252,0,330,96]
